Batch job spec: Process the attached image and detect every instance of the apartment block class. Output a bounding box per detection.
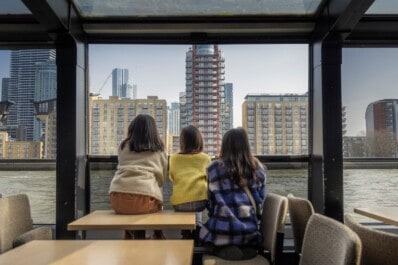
[89,95,167,155]
[242,93,308,155]
[33,99,57,159]
[5,141,43,159]
[365,99,398,157]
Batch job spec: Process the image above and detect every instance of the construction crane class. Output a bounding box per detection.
[95,71,112,95]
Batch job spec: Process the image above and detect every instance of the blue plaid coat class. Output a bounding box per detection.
[199,160,267,246]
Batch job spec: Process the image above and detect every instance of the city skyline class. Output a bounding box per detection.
[1,47,398,136]
[89,44,308,131]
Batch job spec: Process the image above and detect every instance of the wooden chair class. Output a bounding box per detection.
[345,214,398,265]
[202,193,288,265]
[287,194,314,257]
[299,213,362,265]
[0,194,53,253]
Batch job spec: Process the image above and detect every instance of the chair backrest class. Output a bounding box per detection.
[299,213,362,265]
[259,193,288,264]
[345,214,398,265]
[0,194,33,254]
[287,194,315,254]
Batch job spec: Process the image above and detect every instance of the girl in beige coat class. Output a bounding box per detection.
[109,114,167,239]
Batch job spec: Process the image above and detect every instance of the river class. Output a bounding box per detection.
[0,169,397,224]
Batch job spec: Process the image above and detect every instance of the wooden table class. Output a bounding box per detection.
[68,210,196,231]
[0,240,194,265]
[354,207,398,226]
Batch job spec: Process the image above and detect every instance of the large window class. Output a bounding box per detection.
[87,44,309,211]
[88,44,308,156]
[0,49,57,224]
[342,48,398,220]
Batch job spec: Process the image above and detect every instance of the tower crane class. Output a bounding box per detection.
[95,71,112,95]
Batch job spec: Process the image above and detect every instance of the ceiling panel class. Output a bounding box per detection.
[72,0,324,18]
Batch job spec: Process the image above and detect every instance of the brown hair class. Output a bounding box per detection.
[121,114,164,152]
[179,125,204,154]
[220,127,258,186]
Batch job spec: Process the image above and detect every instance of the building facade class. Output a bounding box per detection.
[184,44,226,156]
[242,93,308,155]
[167,134,180,155]
[0,131,8,158]
[89,95,167,155]
[7,49,56,141]
[224,82,233,130]
[34,60,57,144]
[112,68,130,98]
[1,78,9,101]
[5,141,43,159]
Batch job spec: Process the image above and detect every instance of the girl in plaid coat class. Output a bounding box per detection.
[199,128,267,260]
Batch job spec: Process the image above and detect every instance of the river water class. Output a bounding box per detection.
[0,169,397,224]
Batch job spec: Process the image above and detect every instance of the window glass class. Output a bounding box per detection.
[88,44,308,157]
[342,48,398,221]
[88,44,309,211]
[0,49,57,224]
[1,0,31,15]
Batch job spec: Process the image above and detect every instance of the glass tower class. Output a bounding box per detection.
[7,49,56,141]
[112,68,129,98]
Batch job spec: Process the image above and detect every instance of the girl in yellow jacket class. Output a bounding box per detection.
[169,125,211,239]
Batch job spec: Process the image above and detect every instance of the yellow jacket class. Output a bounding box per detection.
[169,152,211,205]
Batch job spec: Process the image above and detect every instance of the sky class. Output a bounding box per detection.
[1,46,397,136]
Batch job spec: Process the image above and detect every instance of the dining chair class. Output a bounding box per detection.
[287,194,314,257]
[202,193,288,265]
[345,214,398,265]
[299,213,362,265]
[0,194,53,253]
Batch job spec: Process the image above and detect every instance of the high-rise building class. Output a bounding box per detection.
[1,78,10,101]
[365,99,398,157]
[185,45,226,156]
[112,68,130,98]
[89,95,167,155]
[224,83,233,130]
[242,93,308,155]
[7,49,56,141]
[168,102,180,135]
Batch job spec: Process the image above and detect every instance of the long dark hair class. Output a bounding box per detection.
[121,114,164,152]
[220,127,258,186]
[179,125,203,154]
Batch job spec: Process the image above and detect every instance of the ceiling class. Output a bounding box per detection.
[1,0,398,45]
